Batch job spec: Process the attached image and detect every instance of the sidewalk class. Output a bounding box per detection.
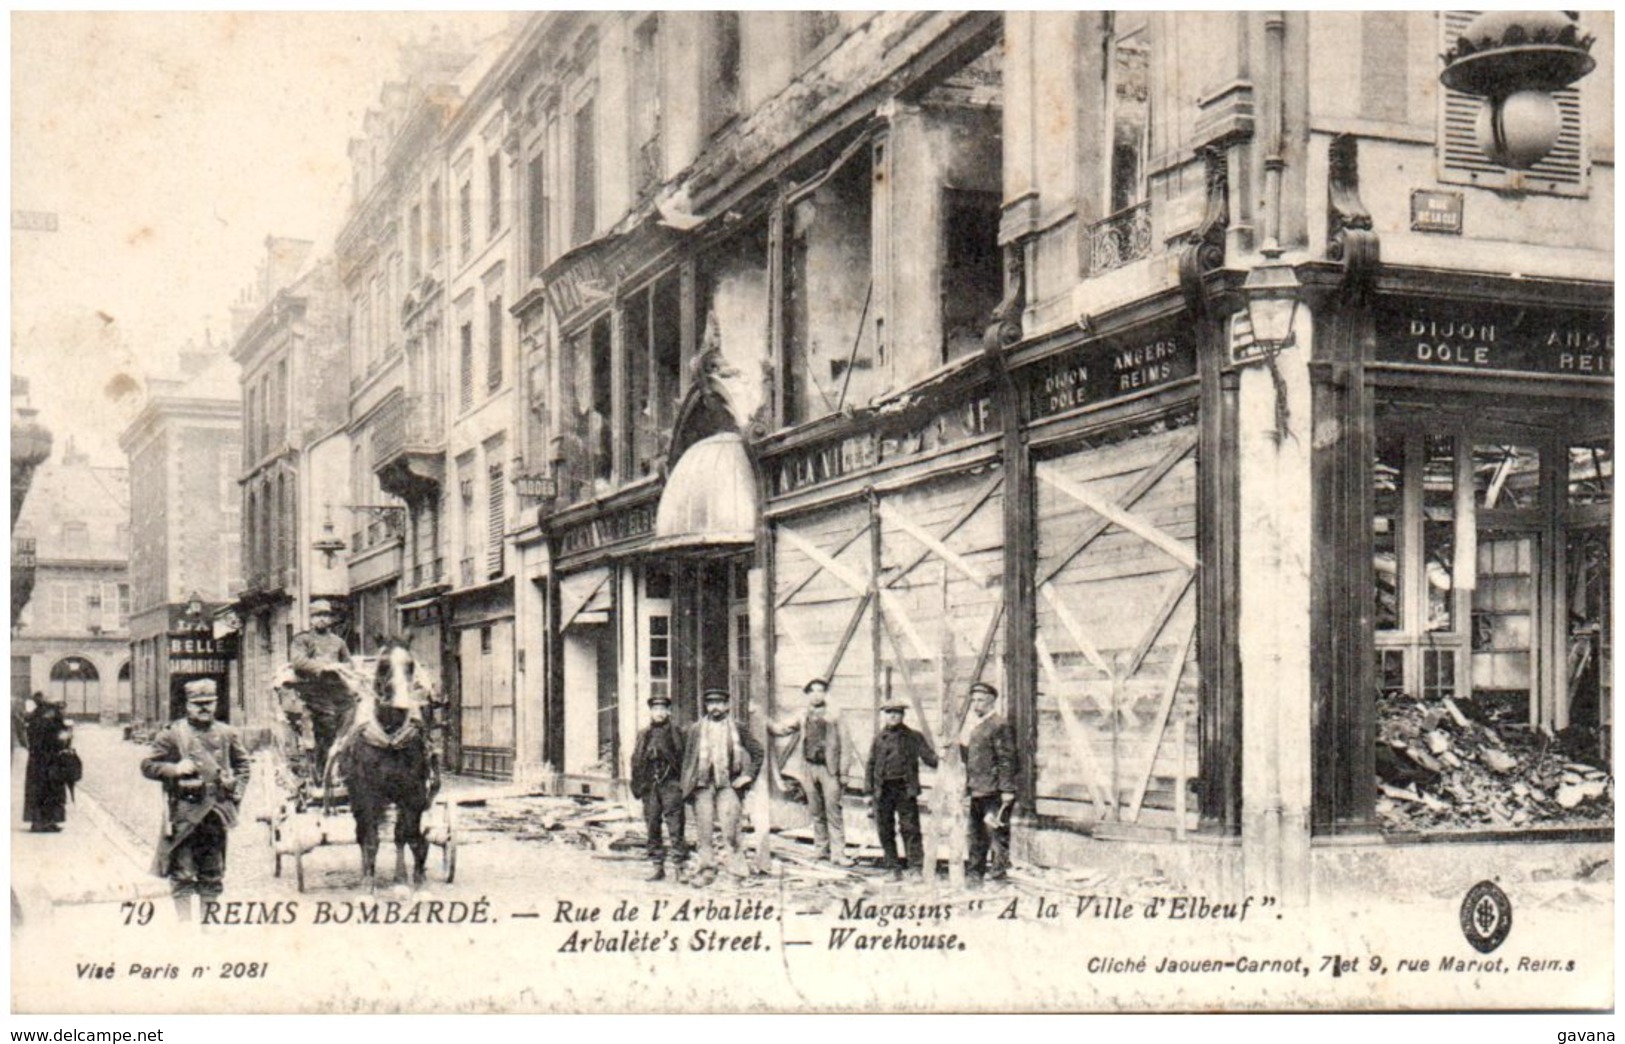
[10,729,168,928]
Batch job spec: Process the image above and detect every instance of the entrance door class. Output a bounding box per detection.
[676,556,753,725]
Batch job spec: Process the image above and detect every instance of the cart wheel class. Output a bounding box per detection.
[443,837,457,884]
[294,850,306,893]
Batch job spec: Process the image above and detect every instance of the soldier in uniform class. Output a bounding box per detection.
[629,693,687,882]
[768,679,851,866]
[289,598,353,782]
[865,700,938,882]
[959,681,1018,885]
[141,680,251,923]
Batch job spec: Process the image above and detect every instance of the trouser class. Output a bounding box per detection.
[967,793,1011,878]
[642,779,686,865]
[170,814,229,899]
[304,691,352,779]
[875,779,923,871]
[804,761,846,859]
[690,783,742,872]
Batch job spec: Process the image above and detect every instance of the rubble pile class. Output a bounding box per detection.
[1376,692,1613,832]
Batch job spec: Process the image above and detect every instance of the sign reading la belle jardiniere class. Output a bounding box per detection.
[1375,299,1613,378]
[1026,324,1197,421]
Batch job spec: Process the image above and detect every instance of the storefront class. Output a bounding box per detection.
[446,579,516,780]
[163,628,237,722]
[1327,292,1613,836]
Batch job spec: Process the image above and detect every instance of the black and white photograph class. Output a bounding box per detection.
[8,10,1615,1018]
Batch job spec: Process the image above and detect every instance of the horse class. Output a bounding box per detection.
[327,639,443,892]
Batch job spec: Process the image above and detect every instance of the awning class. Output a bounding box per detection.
[650,432,759,553]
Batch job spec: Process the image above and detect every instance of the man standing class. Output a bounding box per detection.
[289,599,353,782]
[865,700,938,882]
[141,680,251,923]
[681,688,763,887]
[630,693,687,883]
[768,679,850,866]
[959,681,1018,885]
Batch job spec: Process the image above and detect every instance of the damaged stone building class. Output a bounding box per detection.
[329,12,1611,898]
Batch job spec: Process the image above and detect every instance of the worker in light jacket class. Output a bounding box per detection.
[680,688,764,887]
[768,678,851,867]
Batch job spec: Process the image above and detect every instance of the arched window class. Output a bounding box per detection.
[49,656,101,718]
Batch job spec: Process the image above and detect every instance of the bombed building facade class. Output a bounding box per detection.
[311,12,1611,897]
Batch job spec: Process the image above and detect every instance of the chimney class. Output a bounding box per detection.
[262,236,315,300]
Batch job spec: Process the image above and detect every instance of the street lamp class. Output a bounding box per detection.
[1440,11,1596,170]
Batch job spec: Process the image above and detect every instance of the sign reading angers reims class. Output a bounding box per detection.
[1026,323,1196,421]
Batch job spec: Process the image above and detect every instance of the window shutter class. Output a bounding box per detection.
[487,462,505,576]
[460,323,474,411]
[487,296,503,390]
[1439,11,1587,196]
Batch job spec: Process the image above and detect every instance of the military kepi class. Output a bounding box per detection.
[183,679,218,701]
[310,599,335,615]
[648,693,672,707]
[702,688,731,704]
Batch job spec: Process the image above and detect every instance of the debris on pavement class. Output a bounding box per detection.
[1376,692,1612,832]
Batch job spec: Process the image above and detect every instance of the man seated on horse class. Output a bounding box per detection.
[288,599,354,783]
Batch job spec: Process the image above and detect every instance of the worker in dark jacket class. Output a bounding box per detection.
[629,692,687,882]
[959,681,1018,884]
[865,700,938,882]
[141,679,251,923]
[22,694,69,832]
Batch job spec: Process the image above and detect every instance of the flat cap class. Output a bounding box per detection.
[702,688,732,703]
[968,681,999,698]
[647,693,672,707]
[880,700,907,713]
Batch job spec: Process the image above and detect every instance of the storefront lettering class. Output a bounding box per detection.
[1027,327,1194,420]
[775,433,877,495]
[1377,301,1612,378]
[168,636,224,657]
[559,502,658,556]
[172,659,229,676]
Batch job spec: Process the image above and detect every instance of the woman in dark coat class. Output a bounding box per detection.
[23,694,69,832]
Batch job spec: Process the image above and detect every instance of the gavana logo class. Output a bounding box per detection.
[1459,879,1513,954]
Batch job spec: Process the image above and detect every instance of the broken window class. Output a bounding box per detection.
[623,275,682,479]
[941,190,1002,362]
[705,12,741,136]
[1105,13,1151,215]
[631,17,661,198]
[572,98,597,246]
[785,146,874,425]
[558,318,615,503]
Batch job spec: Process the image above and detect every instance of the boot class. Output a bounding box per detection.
[645,864,666,882]
[172,895,194,924]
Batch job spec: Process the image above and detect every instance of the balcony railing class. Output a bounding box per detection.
[372,392,445,463]
[12,537,36,571]
[1086,200,1154,277]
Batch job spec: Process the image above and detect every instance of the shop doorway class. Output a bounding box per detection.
[672,555,753,728]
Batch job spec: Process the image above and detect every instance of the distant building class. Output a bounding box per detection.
[12,438,131,721]
[227,237,350,733]
[117,338,242,724]
[11,374,53,628]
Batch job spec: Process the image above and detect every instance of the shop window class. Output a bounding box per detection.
[1439,11,1587,197]
[648,615,671,704]
[1473,443,1542,511]
[1568,441,1612,508]
[1421,436,1457,633]
[785,146,874,425]
[1423,648,1456,700]
[1373,434,1405,631]
[1378,648,1406,695]
[1471,532,1535,701]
